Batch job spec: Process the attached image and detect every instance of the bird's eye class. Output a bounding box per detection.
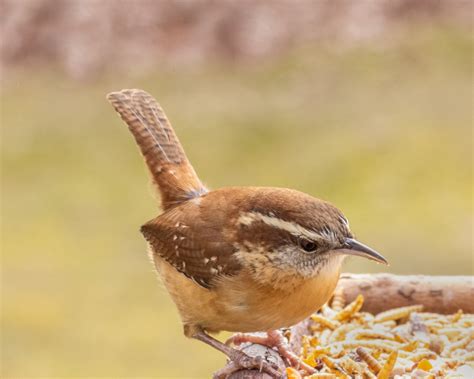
[299,238,317,253]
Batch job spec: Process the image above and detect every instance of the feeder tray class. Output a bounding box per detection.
[214,274,474,378]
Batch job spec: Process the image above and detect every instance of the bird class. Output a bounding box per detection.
[107,89,388,377]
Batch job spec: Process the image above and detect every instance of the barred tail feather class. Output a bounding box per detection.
[107,89,207,210]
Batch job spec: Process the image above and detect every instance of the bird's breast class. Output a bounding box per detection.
[154,249,343,334]
[211,256,344,332]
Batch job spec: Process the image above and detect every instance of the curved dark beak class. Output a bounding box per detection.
[340,238,388,265]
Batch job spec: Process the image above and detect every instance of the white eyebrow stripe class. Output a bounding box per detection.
[238,211,327,241]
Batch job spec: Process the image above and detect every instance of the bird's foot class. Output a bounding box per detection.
[213,347,282,379]
[192,329,282,378]
[227,330,315,375]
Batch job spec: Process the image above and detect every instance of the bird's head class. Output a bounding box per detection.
[233,188,387,286]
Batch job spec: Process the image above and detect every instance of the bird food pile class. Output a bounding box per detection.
[287,289,474,378]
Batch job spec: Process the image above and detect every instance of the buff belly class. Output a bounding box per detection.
[153,253,342,335]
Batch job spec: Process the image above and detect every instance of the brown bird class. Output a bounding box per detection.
[107,89,388,377]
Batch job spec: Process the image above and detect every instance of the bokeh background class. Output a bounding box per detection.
[1,0,472,377]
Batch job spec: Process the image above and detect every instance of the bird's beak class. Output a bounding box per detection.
[339,238,388,265]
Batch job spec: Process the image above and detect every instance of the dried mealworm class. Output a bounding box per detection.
[339,356,364,375]
[330,340,398,353]
[321,303,338,319]
[301,335,311,358]
[406,349,437,362]
[286,367,302,379]
[356,347,382,374]
[450,309,463,323]
[393,333,408,343]
[374,305,423,323]
[320,355,349,378]
[335,294,364,322]
[306,374,337,379]
[331,285,345,312]
[329,323,359,343]
[442,331,474,357]
[350,330,396,341]
[363,370,378,379]
[304,347,331,367]
[319,328,332,345]
[438,327,463,340]
[311,314,340,330]
[378,320,397,328]
[400,340,419,352]
[377,350,398,379]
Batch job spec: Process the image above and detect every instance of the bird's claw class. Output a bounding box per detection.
[226,330,315,375]
[230,349,282,377]
[213,348,282,378]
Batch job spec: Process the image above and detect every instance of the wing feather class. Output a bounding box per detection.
[141,202,242,289]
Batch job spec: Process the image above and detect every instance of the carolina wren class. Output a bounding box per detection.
[107,89,387,377]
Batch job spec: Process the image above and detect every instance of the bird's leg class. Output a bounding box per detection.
[192,329,282,378]
[266,330,316,374]
[227,330,316,375]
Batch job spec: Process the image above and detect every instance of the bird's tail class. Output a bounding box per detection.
[107,89,207,210]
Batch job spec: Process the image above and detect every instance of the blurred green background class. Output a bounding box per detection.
[1,1,472,378]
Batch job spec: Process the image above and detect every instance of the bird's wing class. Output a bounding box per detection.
[141,201,242,289]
